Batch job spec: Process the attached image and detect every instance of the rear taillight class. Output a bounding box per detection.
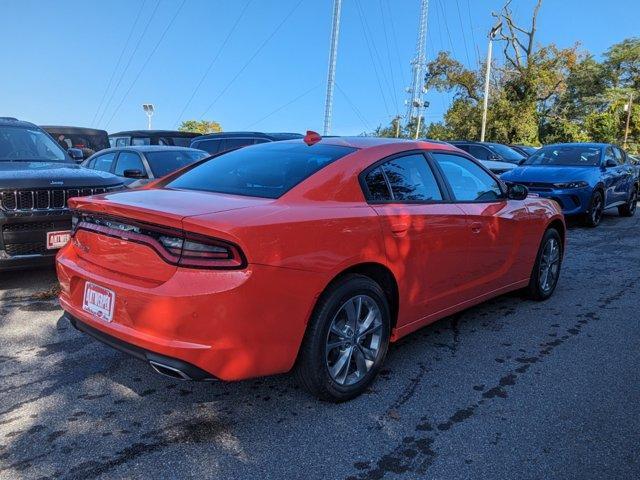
[73,212,246,269]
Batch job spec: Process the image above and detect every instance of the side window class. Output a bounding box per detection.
[131,137,151,146]
[92,152,116,172]
[604,147,615,165]
[223,138,254,151]
[253,138,270,145]
[364,167,391,201]
[364,154,442,202]
[114,152,146,176]
[115,137,129,147]
[613,147,625,165]
[468,145,491,160]
[433,153,502,202]
[456,144,471,153]
[195,139,222,154]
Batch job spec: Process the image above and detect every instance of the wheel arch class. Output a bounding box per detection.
[547,218,566,247]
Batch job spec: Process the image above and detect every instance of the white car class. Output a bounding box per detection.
[480,159,518,176]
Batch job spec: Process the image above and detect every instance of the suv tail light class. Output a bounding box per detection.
[72,212,246,269]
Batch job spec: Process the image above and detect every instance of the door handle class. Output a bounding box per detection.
[470,221,482,234]
[391,223,409,236]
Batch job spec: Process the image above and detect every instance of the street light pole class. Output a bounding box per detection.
[623,93,633,150]
[142,104,154,130]
[480,21,502,142]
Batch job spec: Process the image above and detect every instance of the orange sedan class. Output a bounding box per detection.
[56,135,565,401]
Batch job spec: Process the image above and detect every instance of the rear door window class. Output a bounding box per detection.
[433,153,502,201]
[468,145,491,160]
[114,152,146,176]
[92,152,116,172]
[194,139,223,154]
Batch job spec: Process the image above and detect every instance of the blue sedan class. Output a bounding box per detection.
[501,143,638,227]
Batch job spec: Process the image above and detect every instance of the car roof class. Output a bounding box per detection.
[89,146,207,155]
[278,136,457,150]
[0,117,38,128]
[108,130,201,137]
[543,142,609,149]
[41,126,108,135]
[193,131,303,141]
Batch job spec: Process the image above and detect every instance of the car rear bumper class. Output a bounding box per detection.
[0,211,71,271]
[56,244,324,381]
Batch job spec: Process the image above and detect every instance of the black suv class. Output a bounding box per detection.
[449,141,526,164]
[190,131,303,154]
[0,118,122,271]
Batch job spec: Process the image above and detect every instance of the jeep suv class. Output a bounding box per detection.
[0,118,123,270]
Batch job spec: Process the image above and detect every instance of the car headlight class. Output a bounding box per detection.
[553,181,588,189]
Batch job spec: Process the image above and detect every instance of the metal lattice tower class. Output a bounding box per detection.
[405,0,429,126]
[323,0,342,136]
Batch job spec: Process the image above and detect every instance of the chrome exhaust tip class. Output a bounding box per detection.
[149,360,192,380]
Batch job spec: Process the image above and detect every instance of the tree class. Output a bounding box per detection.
[178,120,222,134]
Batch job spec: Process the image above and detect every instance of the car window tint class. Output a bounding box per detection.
[114,137,128,147]
[468,145,490,160]
[613,147,625,165]
[223,138,254,151]
[145,150,208,178]
[167,142,355,199]
[381,154,442,202]
[131,137,151,146]
[433,153,502,201]
[114,152,145,176]
[253,138,270,145]
[364,167,391,201]
[194,139,222,154]
[604,147,615,165]
[93,152,116,172]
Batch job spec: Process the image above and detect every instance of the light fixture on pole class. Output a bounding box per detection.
[142,104,154,130]
[480,20,502,142]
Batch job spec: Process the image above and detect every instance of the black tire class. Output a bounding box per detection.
[295,274,391,402]
[618,186,638,217]
[583,190,604,227]
[526,228,563,301]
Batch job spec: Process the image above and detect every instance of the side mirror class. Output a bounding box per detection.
[518,158,526,165]
[123,169,146,179]
[507,183,528,200]
[604,159,617,168]
[489,154,501,160]
[67,148,84,162]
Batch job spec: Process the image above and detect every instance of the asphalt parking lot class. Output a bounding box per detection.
[0,210,638,480]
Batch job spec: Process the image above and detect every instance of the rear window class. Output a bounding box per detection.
[166,142,356,199]
[145,150,208,178]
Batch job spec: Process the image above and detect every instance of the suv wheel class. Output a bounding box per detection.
[295,274,390,402]
[526,228,563,300]
[618,186,638,217]
[584,190,604,227]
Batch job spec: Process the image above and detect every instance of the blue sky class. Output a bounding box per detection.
[1,0,638,135]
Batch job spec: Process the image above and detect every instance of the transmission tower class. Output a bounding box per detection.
[323,0,342,136]
[405,0,430,135]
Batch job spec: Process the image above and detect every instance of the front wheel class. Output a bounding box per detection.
[583,190,604,227]
[526,228,563,301]
[618,186,637,217]
[295,274,390,402]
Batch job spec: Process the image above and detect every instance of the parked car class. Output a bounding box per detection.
[501,143,638,227]
[449,141,526,164]
[41,126,110,161]
[83,146,209,187]
[509,144,539,157]
[190,131,303,154]
[109,130,201,148]
[0,117,122,271]
[476,159,516,176]
[57,134,565,401]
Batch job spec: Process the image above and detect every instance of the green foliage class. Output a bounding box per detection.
[178,120,222,134]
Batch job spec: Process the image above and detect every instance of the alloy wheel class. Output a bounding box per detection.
[629,190,637,214]
[539,237,561,293]
[325,295,383,386]
[591,194,603,225]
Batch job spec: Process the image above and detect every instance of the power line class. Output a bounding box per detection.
[200,0,305,119]
[436,0,456,57]
[466,0,481,66]
[105,0,187,129]
[354,0,391,118]
[455,0,472,66]
[173,0,253,127]
[335,82,371,131]
[378,0,400,114]
[245,84,320,129]
[96,0,162,127]
[91,0,147,127]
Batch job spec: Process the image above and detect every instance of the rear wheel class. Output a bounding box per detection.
[295,274,390,402]
[526,228,563,301]
[583,190,604,227]
[618,186,637,217]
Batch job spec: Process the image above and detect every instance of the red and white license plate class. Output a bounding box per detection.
[82,282,115,322]
[46,230,71,250]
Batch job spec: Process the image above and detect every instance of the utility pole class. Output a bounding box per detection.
[323,0,342,136]
[623,93,633,150]
[480,21,502,142]
[142,104,154,130]
[405,0,429,139]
